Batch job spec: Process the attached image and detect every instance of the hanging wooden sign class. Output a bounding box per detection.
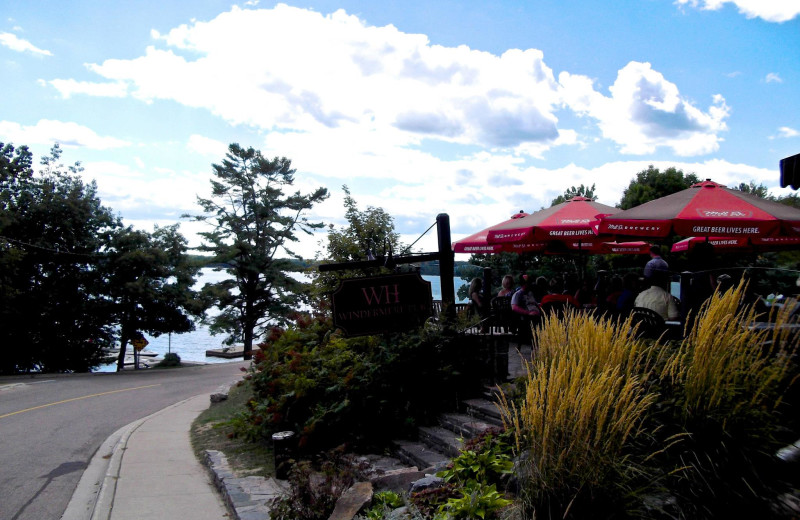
[331,273,433,337]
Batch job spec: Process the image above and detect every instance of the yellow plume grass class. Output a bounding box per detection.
[498,310,658,491]
[665,280,797,420]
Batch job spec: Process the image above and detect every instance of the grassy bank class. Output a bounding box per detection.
[190,380,274,477]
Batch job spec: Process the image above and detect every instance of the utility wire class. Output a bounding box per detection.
[401,220,437,255]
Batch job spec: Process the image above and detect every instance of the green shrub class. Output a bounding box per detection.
[437,430,513,487]
[438,481,512,520]
[156,352,181,367]
[244,312,486,452]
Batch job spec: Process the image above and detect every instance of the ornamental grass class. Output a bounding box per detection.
[665,279,797,422]
[498,310,660,516]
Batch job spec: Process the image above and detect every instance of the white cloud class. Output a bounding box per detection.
[44,78,128,98]
[0,32,52,56]
[0,119,130,149]
[765,72,783,83]
[559,62,729,156]
[776,126,799,138]
[187,134,228,158]
[675,0,800,22]
[53,5,564,158]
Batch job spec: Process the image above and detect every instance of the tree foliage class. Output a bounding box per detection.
[313,185,402,300]
[187,144,329,359]
[103,225,202,371]
[618,165,699,209]
[0,143,120,373]
[551,183,597,206]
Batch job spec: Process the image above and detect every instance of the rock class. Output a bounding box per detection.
[210,392,228,403]
[371,467,425,492]
[386,506,410,519]
[409,475,446,494]
[327,481,373,520]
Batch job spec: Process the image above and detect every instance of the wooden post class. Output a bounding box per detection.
[437,214,455,309]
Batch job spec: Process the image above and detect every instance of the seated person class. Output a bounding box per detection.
[540,278,580,308]
[533,276,550,301]
[616,273,639,315]
[634,272,679,321]
[497,274,515,297]
[605,275,624,308]
[574,279,597,307]
[511,275,541,318]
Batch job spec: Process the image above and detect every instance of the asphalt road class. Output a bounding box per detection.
[0,361,250,520]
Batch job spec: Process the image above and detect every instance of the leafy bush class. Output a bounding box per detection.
[437,481,512,520]
[244,312,486,452]
[438,430,514,487]
[156,352,181,367]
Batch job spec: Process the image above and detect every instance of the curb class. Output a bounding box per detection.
[60,396,199,520]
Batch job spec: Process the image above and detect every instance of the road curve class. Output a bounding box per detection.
[0,361,249,520]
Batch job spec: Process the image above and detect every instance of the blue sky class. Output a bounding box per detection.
[2,0,799,257]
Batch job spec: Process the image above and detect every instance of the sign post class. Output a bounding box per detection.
[131,336,149,370]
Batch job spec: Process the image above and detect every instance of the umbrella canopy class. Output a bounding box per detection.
[597,180,800,239]
[486,196,619,246]
[671,235,800,253]
[454,210,648,256]
[452,212,534,254]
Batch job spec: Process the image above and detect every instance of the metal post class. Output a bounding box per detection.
[680,271,692,326]
[272,431,296,480]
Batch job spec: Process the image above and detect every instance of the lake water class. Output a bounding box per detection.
[94,270,467,371]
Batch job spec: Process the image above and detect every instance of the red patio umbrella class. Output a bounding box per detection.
[671,235,800,253]
[452,212,537,254]
[486,196,619,247]
[597,180,800,239]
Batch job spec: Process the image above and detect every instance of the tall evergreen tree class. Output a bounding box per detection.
[187,144,329,359]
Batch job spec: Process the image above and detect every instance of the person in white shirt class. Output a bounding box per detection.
[634,272,679,321]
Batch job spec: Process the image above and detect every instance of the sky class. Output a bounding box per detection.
[2,0,799,259]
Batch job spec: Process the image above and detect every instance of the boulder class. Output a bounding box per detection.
[327,481,373,520]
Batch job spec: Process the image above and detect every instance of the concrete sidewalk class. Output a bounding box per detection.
[63,394,230,520]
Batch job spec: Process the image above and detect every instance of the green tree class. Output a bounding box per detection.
[0,143,120,373]
[550,183,597,205]
[187,144,329,360]
[618,165,699,209]
[313,185,402,299]
[731,180,773,199]
[103,225,202,371]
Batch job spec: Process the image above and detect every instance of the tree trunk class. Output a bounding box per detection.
[117,335,128,372]
[243,324,253,361]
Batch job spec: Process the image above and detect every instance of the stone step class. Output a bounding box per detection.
[438,413,497,440]
[392,440,450,471]
[418,426,464,458]
[463,398,505,427]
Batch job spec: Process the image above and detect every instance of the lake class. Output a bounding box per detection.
[94,270,467,371]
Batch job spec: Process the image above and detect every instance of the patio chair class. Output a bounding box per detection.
[631,307,668,339]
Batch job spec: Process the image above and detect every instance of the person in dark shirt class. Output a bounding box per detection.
[644,245,669,280]
[616,272,639,315]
